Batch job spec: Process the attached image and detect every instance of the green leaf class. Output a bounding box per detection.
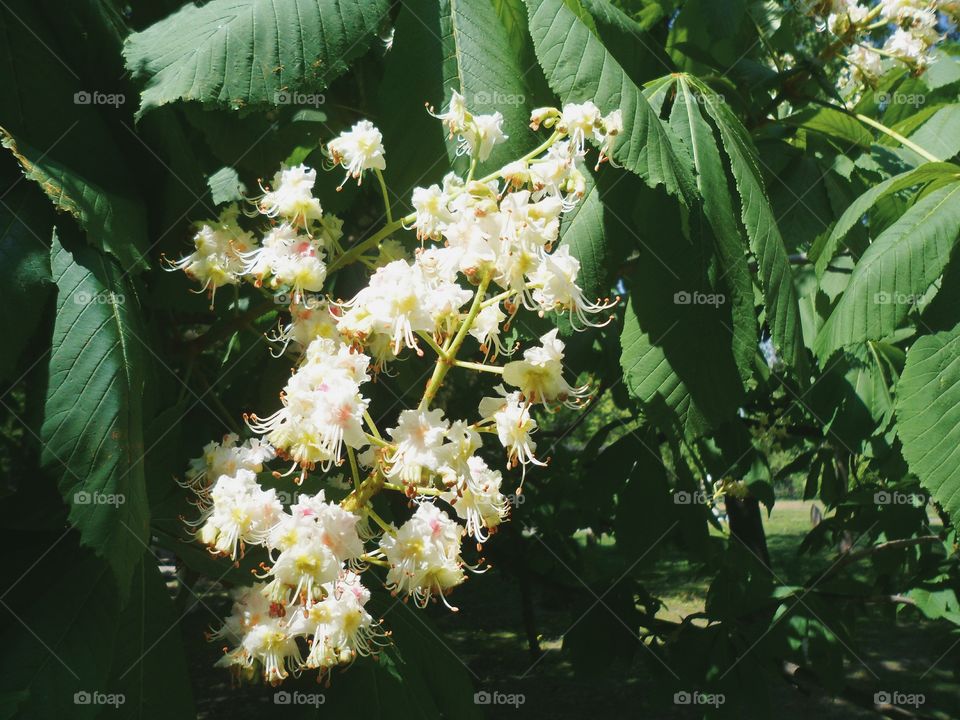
[619,269,745,437]
[207,166,246,206]
[669,76,757,385]
[783,106,873,148]
[41,233,149,597]
[123,0,391,117]
[814,182,960,362]
[0,3,150,271]
[896,104,960,165]
[557,163,639,301]
[0,527,195,719]
[526,0,696,202]
[688,76,805,372]
[896,322,960,522]
[378,0,534,203]
[809,162,960,278]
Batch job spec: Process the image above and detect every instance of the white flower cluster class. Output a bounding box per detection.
[186,436,381,681]
[174,93,621,684]
[810,0,957,95]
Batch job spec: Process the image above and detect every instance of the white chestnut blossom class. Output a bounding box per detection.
[259,164,324,226]
[269,297,341,355]
[327,120,387,186]
[183,432,275,493]
[166,204,256,301]
[242,223,327,300]
[479,386,544,475]
[385,409,451,484]
[528,245,616,326]
[441,455,509,542]
[502,329,589,406]
[379,502,466,608]
[195,469,284,559]
[247,338,371,474]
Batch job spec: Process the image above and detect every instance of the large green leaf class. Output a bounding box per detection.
[814,181,960,362]
[123,0,391,117]
[688,76,805,373]
[0,2,149,271]
[619,234,746,437]
[378,0,535,204]
[557,163,641,302]
[809,162,960,278]
[783,106,873,149]
[669,76,757,385]
[896,322,960,521]
[525,0,696,202]
[41,233,148,597]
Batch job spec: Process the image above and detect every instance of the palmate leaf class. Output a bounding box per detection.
[525,0,696,202]
[896,322,960,521]
[123,0,391,117]
[814,181,960,363]
[41,233,148,597]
